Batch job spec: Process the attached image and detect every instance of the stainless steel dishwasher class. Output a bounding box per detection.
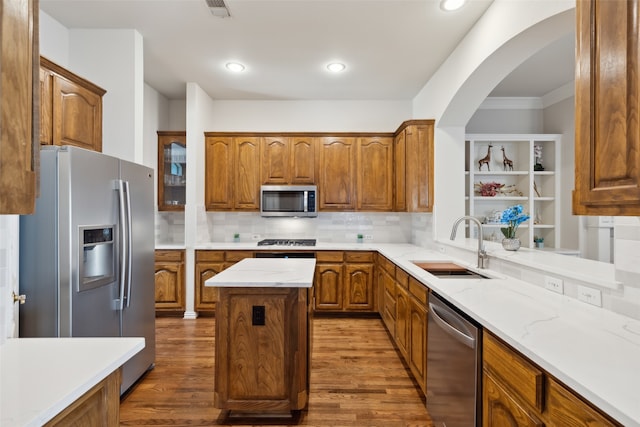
[426,292,481,427]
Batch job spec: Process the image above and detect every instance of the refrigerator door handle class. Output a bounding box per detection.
[117,179,133,310]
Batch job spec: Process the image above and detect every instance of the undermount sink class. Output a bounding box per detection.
[412,261,492,279]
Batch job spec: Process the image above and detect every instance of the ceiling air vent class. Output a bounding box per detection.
[205,0,230,18]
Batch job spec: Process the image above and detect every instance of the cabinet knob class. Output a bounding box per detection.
[12,291,26,304]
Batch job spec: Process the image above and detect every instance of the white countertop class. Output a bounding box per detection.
[0,337,144,427]
[374,243,640,427]
[205,258,316,288]
[169,241,640,425]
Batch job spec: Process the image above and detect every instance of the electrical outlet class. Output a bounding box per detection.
[544,276,564,294]
[251,234,261,241]
[577,285,602,307]
[438,246,446,254]
[364,234,373,241]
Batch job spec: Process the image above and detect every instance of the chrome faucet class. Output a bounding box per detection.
[450,216,488,269]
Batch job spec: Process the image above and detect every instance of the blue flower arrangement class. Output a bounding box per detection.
[500,204,530,239]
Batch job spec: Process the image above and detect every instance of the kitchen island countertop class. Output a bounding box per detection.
[0,337,144,426]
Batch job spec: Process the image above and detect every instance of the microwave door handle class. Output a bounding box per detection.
[303,191,308,212]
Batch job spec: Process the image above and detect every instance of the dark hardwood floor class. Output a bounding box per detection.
[120,315,432,426]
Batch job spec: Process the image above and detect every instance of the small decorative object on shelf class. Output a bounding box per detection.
[478,144,493,171]
[500,204,529,251]
[534,144,544,171]
[500,146,513,171]
[475,181,523,197]
[534,236,544,249]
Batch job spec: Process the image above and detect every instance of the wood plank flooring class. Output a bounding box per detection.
[120,315,432,426]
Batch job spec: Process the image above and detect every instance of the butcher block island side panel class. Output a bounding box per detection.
[205,258,316,415]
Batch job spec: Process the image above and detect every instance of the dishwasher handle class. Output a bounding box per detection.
[429,301,477,349]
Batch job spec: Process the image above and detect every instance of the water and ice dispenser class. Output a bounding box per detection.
[79,226,116,291]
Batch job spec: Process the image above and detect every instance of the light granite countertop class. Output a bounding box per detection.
[0,337,144,426]
[177,241,640,426]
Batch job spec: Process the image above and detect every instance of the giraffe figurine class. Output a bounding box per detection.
[478,144,493,171]
[501,146,513,171]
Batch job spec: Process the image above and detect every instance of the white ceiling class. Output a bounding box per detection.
[40,0,575,101]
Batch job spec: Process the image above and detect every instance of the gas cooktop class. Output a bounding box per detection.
[257,239,317,246]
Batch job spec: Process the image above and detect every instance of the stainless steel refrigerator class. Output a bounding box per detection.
[19,145,156,394]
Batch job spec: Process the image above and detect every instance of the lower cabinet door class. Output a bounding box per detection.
[314,263,343,311]
[483,372,544,427]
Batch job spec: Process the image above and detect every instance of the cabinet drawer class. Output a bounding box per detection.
[377,254,395,275]
[316,251,344,262]
[395,267,409,289]
[196,250,224,262]
[345,251,374,263]
[155,250,183,262]
[484,333,544,411]
[225,251,254,262]
[547,378,618,426]
[408,277,427,305]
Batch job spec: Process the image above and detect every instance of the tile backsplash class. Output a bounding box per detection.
[200,210,420,244]
[155,208,433,246]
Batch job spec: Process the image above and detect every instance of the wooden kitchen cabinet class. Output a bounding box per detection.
[377,255,397,336]
[574,0,640,215]
[344,252,375,311]
[195,250,255,313]
[318,136,356,210]
[195,250,225,313]
[483,332,620,427]
[394,120,434,212]
[214,286,310,412]
[40,56,105,152]
[157,131,186,211]
[407,277,427,391]
[314,251,344,311]
[357,136,394,211]
[154,250,185,312]
[204,134,260,211]
[394,284,410,359]
[262,135,316,184]
[45,369,120,426]
[0,0,38,214]
[314,251,376,313]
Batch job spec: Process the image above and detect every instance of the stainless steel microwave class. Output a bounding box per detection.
[260,185,317,217]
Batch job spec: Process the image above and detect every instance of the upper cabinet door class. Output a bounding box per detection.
[290,136,316,184]
[357,136,393,211]
[205,136,234,210]
[318,137,356,210]
[262,136,291,185]
[234,137,261,210]
[40,57,106,153]
[0,0,38,214]
[574,0,640,215]
[157,131,186,211]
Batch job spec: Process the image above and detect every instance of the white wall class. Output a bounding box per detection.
[204,100,411,133]
[543,96,577,249]
[467,107,543,134]
[39,11,69,64]
[69,29,144,163]
[413,0,574,243]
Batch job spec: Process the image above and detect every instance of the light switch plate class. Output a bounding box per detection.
[544,276,564,294]
[577,285,602,307]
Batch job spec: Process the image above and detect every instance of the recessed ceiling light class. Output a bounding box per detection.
[225,62,245,72]
[327,62,346,73]
[440,0,466,11]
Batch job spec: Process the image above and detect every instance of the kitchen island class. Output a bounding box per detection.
[205,257,316,416]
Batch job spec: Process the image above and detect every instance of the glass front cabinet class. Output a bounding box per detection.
[157,131,186,211]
